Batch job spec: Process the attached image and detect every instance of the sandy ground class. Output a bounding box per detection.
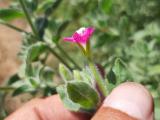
[0,1,32,114]
[0,0,26,84]
[0,1,59,114]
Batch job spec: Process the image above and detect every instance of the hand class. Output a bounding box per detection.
[5,82,154,120]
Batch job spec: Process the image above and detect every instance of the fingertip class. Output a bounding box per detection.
[5,95,91,120]
[5,98,43,120]
[34,95,91,120]
[92,82,154,120]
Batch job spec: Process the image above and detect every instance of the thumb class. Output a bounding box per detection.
[92,82,154,120]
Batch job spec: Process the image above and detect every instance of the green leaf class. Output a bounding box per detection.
[80,67,94,85]
[155,98,160,120]
[56,85,80,111]
[55,21,70,42]
[67,82,100,110]
[29,77,39,88]
[57,21,69,34]
[112,58,127,84]
[37,0,53,13]
[40,67,54,82]
[7,74,20,85]
[12,85,31,96]
[45,0,62,16]
[18,63,27,78]
[107,69,116,84]
[27,42,47,62]
[73,70,82,81]
[35,17,48,38]
[148,65,160,76]
[100,0,113,14]
[26,62,43,78]
[25,0,38,12]
[0,8,24,21]
[105,78,116,93]
[59,64,73,82]
[25,63,34,77]
[43,86,57,96]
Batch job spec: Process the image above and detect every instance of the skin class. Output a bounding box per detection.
[5,82,154,120]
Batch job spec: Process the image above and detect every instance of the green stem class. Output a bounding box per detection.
[19,0,39,37]
[56,44,81,70]
[0,87,16,91]
[78,41,107,96]
[19,0,72,69]
[89,62,108,97]
[48,46,72,70]
[0,20,28,34]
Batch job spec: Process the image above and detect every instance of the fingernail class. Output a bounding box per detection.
[92,82,154,120]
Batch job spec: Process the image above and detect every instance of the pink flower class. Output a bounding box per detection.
[64,27,94,45]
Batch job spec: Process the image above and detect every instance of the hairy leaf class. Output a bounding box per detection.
[107,69,116,84]
[7,74,20,85]
[35,17,48,38]
[40,67,54,82]
[27,42,47,62]
[56,85,80,111]
[112,58,127,84]
[67,82,99,110]
[12,85,31,96]
[0,8,24,21]
[100,0,113,13]
[59,64,73,82]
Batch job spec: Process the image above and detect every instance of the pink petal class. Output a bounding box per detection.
[73,32,86,44]
[82,27,94,43]
[63,27,94,45]
[85,27,95,35]
[63,37,75,42]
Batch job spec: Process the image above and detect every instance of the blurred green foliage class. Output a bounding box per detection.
[0,0,160,119]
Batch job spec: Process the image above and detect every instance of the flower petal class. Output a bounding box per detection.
[63,37,75,42]
[82,27,94,43]
[85,27,94,36]
[63,27,94,45]
[73,32,85,44]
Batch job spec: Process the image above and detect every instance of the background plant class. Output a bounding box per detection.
[0,0,160,119]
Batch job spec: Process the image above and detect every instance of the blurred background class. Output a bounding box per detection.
[0,0,160,119]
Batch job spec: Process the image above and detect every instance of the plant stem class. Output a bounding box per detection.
[19,0,72,69]
[78,41,107,96]
[0,87,16,91]
[19,0,39,37]
[48,45,72,70]
[0,20,28,34]
[89,62,108,97]
[56,44,81,70]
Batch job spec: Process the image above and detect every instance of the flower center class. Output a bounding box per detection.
[76,27,86,35]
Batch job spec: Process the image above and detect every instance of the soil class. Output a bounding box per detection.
[0,0,59,115]
[0,0,27,84]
